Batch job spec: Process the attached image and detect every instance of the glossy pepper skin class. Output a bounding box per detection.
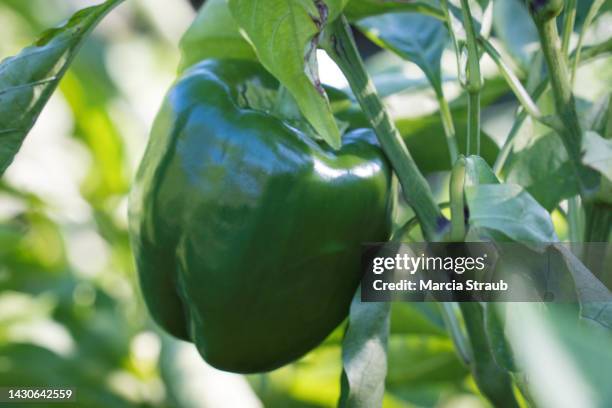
[129,59,395,373]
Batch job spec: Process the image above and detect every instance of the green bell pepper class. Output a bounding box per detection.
[129,59,395,373]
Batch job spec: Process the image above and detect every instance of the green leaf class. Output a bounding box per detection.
[356,13,449,95]
[506,132,579,211]
[179,0,256,72]
[0,0,124,176]
[464,155,499,186]
[583,130,612,182]
[506,304,612,407]
[338,289,390,408]
[228,0,346,149]
[461,157,558,244]
[462,156,558,243]
[344,0,443,20]
[484,303,517,372]
[465,183,557,242]
[386,335,467,386]
[492,0,538,70]
[554,245,612,330]
[575,0,612,30]
[585,93,610,138]
[458,302,518,407]
[390,303,446,336]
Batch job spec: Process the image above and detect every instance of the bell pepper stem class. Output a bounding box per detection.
[449,157,466,242]
[492,37,611,176]
[479,39,542,121]
[459,0,482,156]
[436,91,459,164]
[322,16,444,242]
[533,17,591,200]
[466,92,480,155]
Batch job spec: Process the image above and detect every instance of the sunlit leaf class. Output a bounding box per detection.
[506,304,612,407]
[583,130,612,182]
[464,156,557,243]
[228,0,347,149]
[0,0,125,176]
[464,154,498,185]
[466,183,557,242]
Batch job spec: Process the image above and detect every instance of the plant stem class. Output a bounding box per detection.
[492,80,548,176]
[437,92,459,163]
[459,0,481,93]
[493,39,611,175]
[439,302,471,364]
[568,196,583,242]
[571,0,606,86]
[459,0,482,156]
[467,92,480,155]
[440,1,461,83]
[480,39,542,120]
[449,156,466,242]
[537,22,570,104]
[576,37,612,61]
[323,16,444,242]
[567,195,584,260]
[535,18,592,199]
[561,0,577,58]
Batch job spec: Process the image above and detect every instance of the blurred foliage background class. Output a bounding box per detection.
[0,0,610,407]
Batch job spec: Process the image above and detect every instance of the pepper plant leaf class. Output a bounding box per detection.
[506,303,612,408]
[344,0,443,21]
[179,0,256,72]
[582,130,612,182]
[484,303,517,372]
[228,0,347,149]
[356,13,449,96]
[554,245,612,330]
[338,289,390,408]
[506,132,579,211]
[464,154,499,186]
[463,156,557,243]
[0,0,124,176]
[492,0,538,70]
[465,183,557,242]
